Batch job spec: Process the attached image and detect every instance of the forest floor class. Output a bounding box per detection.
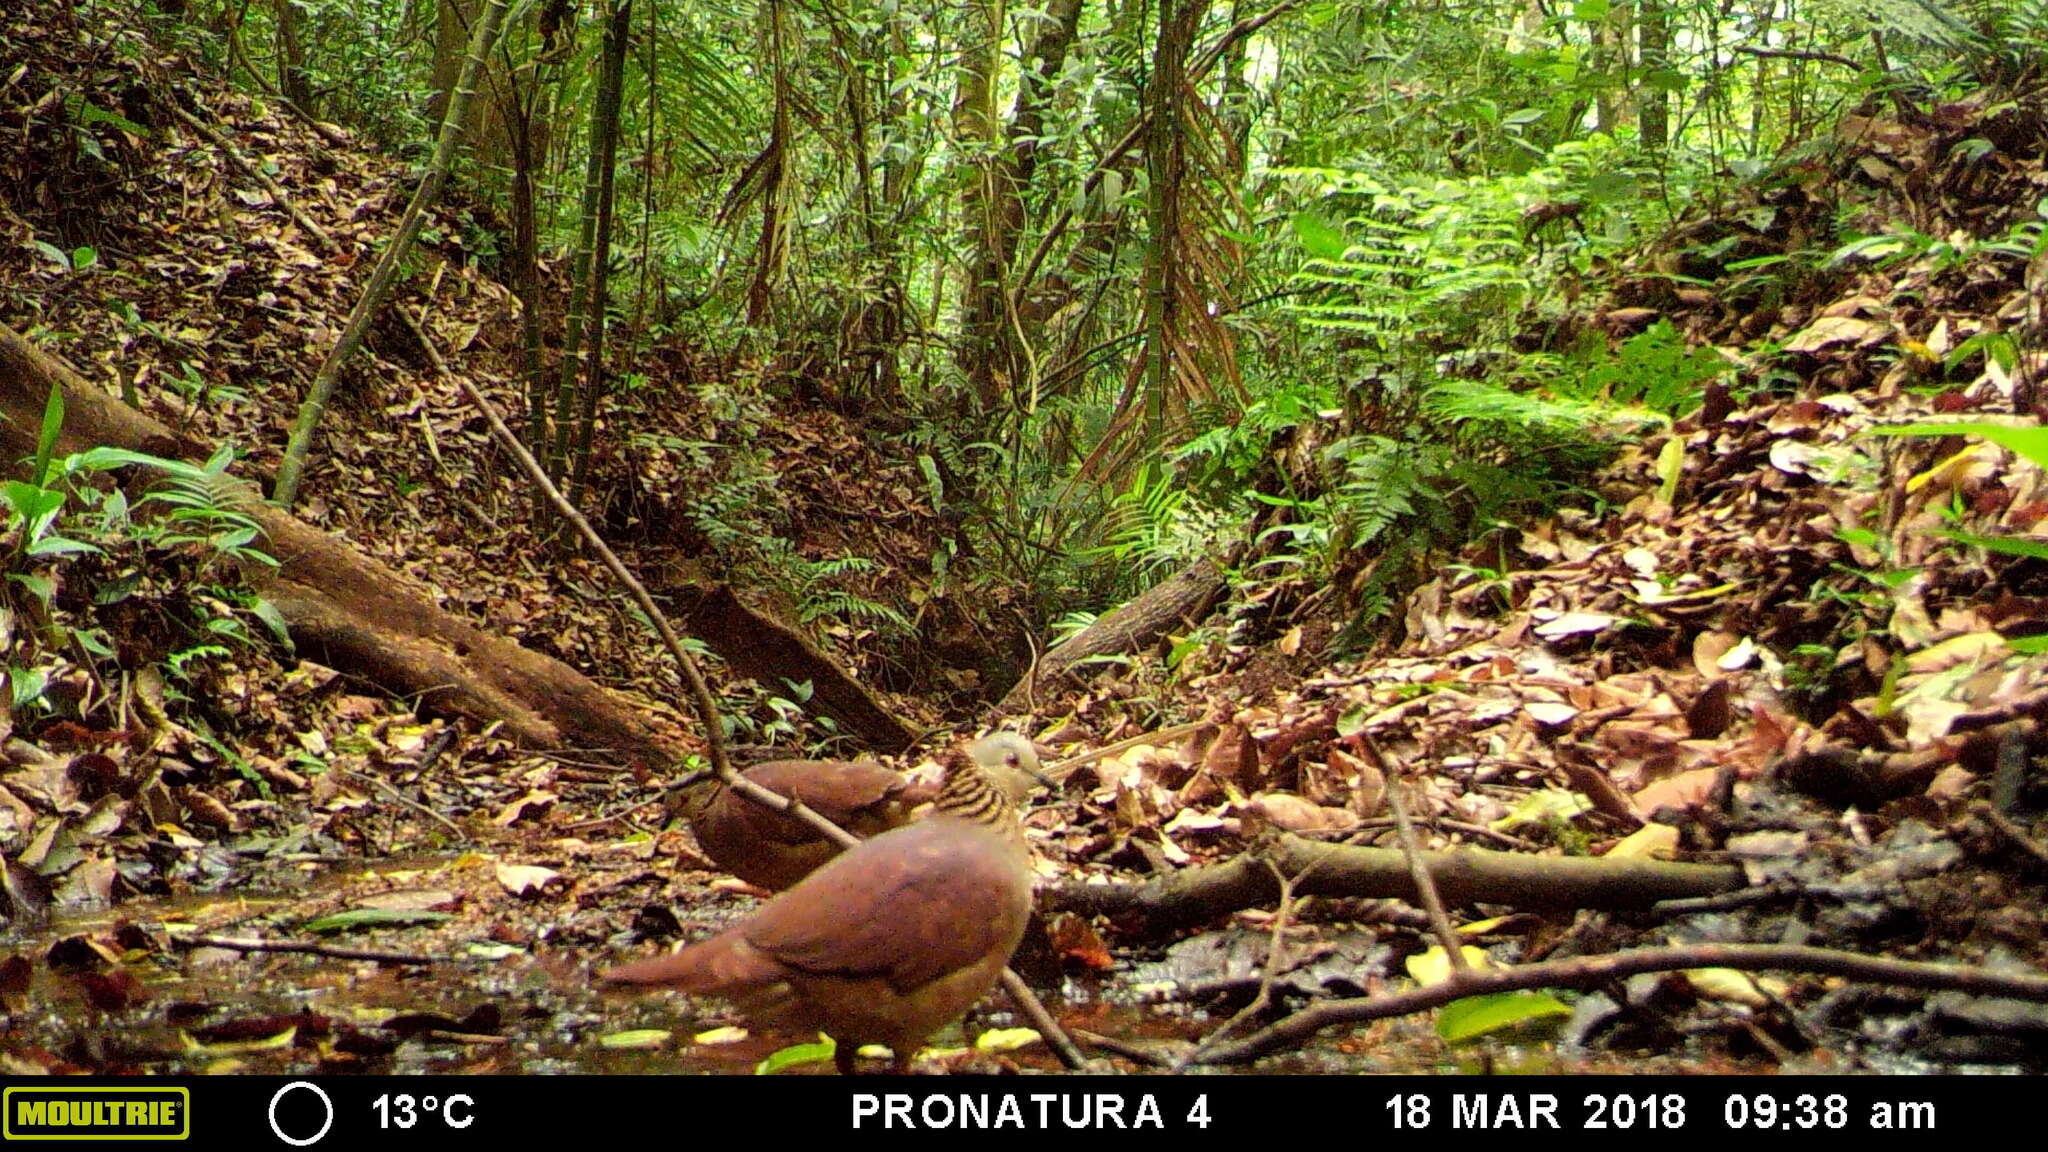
[1,9,2047,1075]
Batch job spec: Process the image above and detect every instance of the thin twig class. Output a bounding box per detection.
[336,767,470,844]
[999,969,1091,1070]
[1299,816,1539,852]
[1046,720,1207,778]
[1362,735,1465,968]
[170,933,448,966]
[560,792,671,832]
[1734,45,1863,70]
[401,307,734,781]
[1069,1028,1176,1068]
[1975,803,2048,868]
[1176,857,1302,1071]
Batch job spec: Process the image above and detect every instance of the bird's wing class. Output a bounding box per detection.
[740,760,904,844]
[741,818,1030,991]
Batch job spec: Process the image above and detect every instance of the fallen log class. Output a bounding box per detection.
[1042,831,1746,937]
[0,322,675,765]
[661,581,922,753]
[997,555,1226,713]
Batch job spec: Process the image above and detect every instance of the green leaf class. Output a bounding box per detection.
[1586,168,1638,202]
[1940,528,2048,561]
[2,481,64,527]
[1874,421,2048,471]
[248,596,294,649]
[1945,331,2017,374]
[1492,789,1591,831]
[1640,67,1686,93]
[32,381,65,487]
[26,535,100,558]
[72,100,150,138]
[1655,437,1683,505]
[6,573,55,606]
[92,573,140,606]
[756,1035,836,1075]
[299,908,452,934]
[32,241,70,271]
[69,446,180,473]
[1292,212,1350,261]
[75,629,117,658]
[973,1027,1041,1053]
[1950,137,1994,164]
[1437,991,1573,1042]
[1828,234,1914,266]
[8,667,50,710]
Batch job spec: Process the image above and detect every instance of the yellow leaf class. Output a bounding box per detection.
[1607,823,1680,860]
[1685,968,1769,1006]
[599,1029,671,1050]
[1655,437,1684,506]
[1905,442,1993,495]
[1406,945,1490,986]
[1458,916,1514,936]
[974,1028,1042,1053]
[181,1026,297,1055]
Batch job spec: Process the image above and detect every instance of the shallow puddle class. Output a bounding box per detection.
[2,856,1791,1076]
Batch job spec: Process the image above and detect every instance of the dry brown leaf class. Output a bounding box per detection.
[494,862,563,899]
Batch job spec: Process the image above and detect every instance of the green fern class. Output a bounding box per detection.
[1327,436,1437,554]
[1805,0,1984,47]
[794,555,911,634]
[1081,463,1188,577]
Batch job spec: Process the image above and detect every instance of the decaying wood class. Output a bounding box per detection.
[1041,831,1745,938]
[997,556,1226,712]
[661,581,923,753]
[0,322,674,765]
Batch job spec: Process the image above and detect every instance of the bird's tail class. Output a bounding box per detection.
[600,932,779,991]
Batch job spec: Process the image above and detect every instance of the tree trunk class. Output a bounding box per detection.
[566,0,632,506]
[505,72,549,455]
[954,0,1084,415]
[660,582,923,753]
[742,0,794,328]
[949,0,1006,412]
[272,0,316,115]
[1139,0,1200,430]
[426,0,478,127]
[1639,0,1670,152]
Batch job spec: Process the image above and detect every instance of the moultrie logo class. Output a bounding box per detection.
[3,1086,189,1140]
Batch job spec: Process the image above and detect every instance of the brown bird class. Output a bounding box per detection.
[604,739,1035,1073]
[685,732,1047,892]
